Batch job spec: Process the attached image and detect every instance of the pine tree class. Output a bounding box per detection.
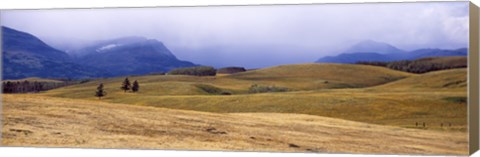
[120,77,131,93]
[132,80,139,93]
[95,83,107,99]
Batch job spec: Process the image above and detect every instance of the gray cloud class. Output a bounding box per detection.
[0,2,469,68]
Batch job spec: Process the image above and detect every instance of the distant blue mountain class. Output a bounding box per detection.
[317,52,398,63]
[343,40,404,54]
[316,41,467,63]
[407,48,468,59]
[1,26,110,79]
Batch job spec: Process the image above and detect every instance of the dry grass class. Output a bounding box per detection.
[39,69,467,132]
[2,64,468,155]
[45,63,413,98]
[374,68,466,91]
[1,95,468,155]
[226,63,413,89]
[41,67,467,131]
[417,56,467,67]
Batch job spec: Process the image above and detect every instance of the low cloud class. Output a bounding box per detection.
[1,2,469,68]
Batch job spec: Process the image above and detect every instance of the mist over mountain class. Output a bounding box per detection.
[1,26,469,80]
[342,40,405,54]
[2,27,196,79]
[316,41,467,63]
[69,36,155,57]
[75,36,196,76]
[2,27,71,62]
[1,2,468,68]
[1,26,110,79]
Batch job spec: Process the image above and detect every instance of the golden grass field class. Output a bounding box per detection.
[1,63,469,155]
[1,95,468,155]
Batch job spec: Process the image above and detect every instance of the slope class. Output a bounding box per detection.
[226,63,413,89]
[1,26,109,79]
[2,94,468,155]
[45,63,413,98]
[41,64,467,130]
[373,68,466,91]
[75,36,196,76]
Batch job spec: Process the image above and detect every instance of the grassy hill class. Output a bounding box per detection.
[46,63,413,98]
[39,64,467,131]
[2,94,468,155]
[226,63,413,89]
[415,56,467,67]
[374,68,466,91]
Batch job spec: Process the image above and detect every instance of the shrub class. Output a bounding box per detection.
[168,66,216,76]
[148,72,166,75]
[79,79,91,84]
[248,84,289,93]
[95,83,107,99]
[217,67,247,74]
[443,97,467,104]
[356,61,389,67]
[132,80,139,93]
[195,84,231,95]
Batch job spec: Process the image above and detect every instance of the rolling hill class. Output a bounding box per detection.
[2,94,468,155]
[2,61,468,154]
[45,63,413,98]
[414,56,467,67]
[225,63,413,89]
[40,63,467,131]
[374,68,466,90]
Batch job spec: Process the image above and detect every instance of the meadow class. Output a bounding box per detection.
[1,63,469,154]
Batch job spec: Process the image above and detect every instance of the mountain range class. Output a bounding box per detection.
[2,27,109,79]
[1,26,468,80]
[71,36,195,76]
[316,40,467,63]
[2,26,196,79]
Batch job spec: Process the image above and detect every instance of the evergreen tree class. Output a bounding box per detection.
[120,77,131,93]
[95,83,107,99]
[132,80,139,93]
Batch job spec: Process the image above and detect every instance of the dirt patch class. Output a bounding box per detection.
[205,127,227,135]
[288,143,300,148]
[9,129,33,135]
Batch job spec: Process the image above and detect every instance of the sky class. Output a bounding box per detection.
[0,2,469,68]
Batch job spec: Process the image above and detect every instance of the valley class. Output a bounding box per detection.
[0,26,470,155]
[1,62,469,154]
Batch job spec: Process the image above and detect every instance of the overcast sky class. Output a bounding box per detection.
[0,2,469,68]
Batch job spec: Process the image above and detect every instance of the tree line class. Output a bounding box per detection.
[356,58,467,74]
[95,77,140,99]
[2,80,75,93]
[167,66,217,76]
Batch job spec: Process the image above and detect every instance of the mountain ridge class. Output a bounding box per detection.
[74,36,196,76]
[1,26,111,79]
[342,40,405,54]
[317,40,467,63]
[2,26,197,79]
